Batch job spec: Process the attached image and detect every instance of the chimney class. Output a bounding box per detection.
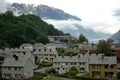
[54,55,56,58]
[62,54,64,58]
[70,54,72,58]
[78,54,80,58]
[101,54,104,60]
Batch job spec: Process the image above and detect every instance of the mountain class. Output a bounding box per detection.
[109,30,120,43]
[7,3,81,21]
[0,11,65,48]
[7,3,111,42]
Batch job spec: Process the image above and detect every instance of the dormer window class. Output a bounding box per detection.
[39,49,41,52]
[44,48,46,51]
[23,52,26,55]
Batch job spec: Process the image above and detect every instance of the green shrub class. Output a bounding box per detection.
[32,75,43,80]
[46,68,58,74]
[34,72,47,77]
[0,56,4,61]
[35,61,53,67]
[117,72,120,79]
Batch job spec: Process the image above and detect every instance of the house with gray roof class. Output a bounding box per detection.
[33,43,57,62]
[53,53,117,75]
[89,54,117,79]
[20,43,33,51]
[1,49,35,79]
[53,54,89,73]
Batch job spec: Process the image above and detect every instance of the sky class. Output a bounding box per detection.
[2,0,120,34]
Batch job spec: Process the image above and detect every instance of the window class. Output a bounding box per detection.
[4,74,11,78]
[74,62,76,65]
[57,67,60,70]
[82,63,85,65]
[79,63,81,65]
[8,67,11,70]
[18,67,21,70]
[44,48,46,51]
[39,49,41,52]
[50,49,51,52]
[66,63,68,65]
[81,68,84,70]
[92,71,101,77]
[97,65,101,69]
[92,65,96,69]
[15,67,17,71]
[105,65,109,69]
[110,65,114,68]
[71,62,73,65]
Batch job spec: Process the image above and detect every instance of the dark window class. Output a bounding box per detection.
[57,67,60,70]
[15,67,17,70]
[66,63,68,65]
[110,65,114,68]
[105,65,108,69]
[44,48,46,51]
[8,67,11,70]
[92,65,96,69]
[74,62,76,65]
[71,63,73,65]
[82,63,85,65]
[39,49,41,52]
[81,68,84,70]
[50,49,51,52]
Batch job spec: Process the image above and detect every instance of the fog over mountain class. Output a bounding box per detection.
[0,0,7,13]
[109,30,120,43]
[7,3,112,42]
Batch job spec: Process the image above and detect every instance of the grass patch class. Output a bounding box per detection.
[79,73,89,78]
[35,61,53,67]
[42,76,63,80]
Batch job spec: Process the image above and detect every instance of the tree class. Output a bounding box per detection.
[68,67,78,76]
[79,34,88,43]
[117,72,120,79]
[46,68,58,74]
[97,40,112,56]
[0,11,65,48]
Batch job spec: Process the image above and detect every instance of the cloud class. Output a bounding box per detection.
[43,19,120,34]
[113,9,120,20]
[0,0,7,13]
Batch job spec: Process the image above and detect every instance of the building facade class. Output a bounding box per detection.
[1,48,35,79]
[89,55,117,79]
[33,43,57,62]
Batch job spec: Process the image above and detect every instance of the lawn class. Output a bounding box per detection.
[79,73,89,78]
[42,76,63,80]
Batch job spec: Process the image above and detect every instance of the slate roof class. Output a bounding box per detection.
[2,50,34,67]
[53,55,88,62]
[89,56,117,65]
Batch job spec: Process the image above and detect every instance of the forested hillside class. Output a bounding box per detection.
[0,11,65,48]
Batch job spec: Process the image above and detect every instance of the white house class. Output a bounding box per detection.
[1,48,35,79]
[20,43,33,51]
[53,54,89,73]
[33,43,58,62]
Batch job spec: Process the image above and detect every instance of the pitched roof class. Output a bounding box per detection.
[53,55,88,62]
[2,50,34,67]
[89,56,117,65]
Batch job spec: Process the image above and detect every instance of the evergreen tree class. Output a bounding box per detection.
[97,40,112,56]
[79,34,88,43]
